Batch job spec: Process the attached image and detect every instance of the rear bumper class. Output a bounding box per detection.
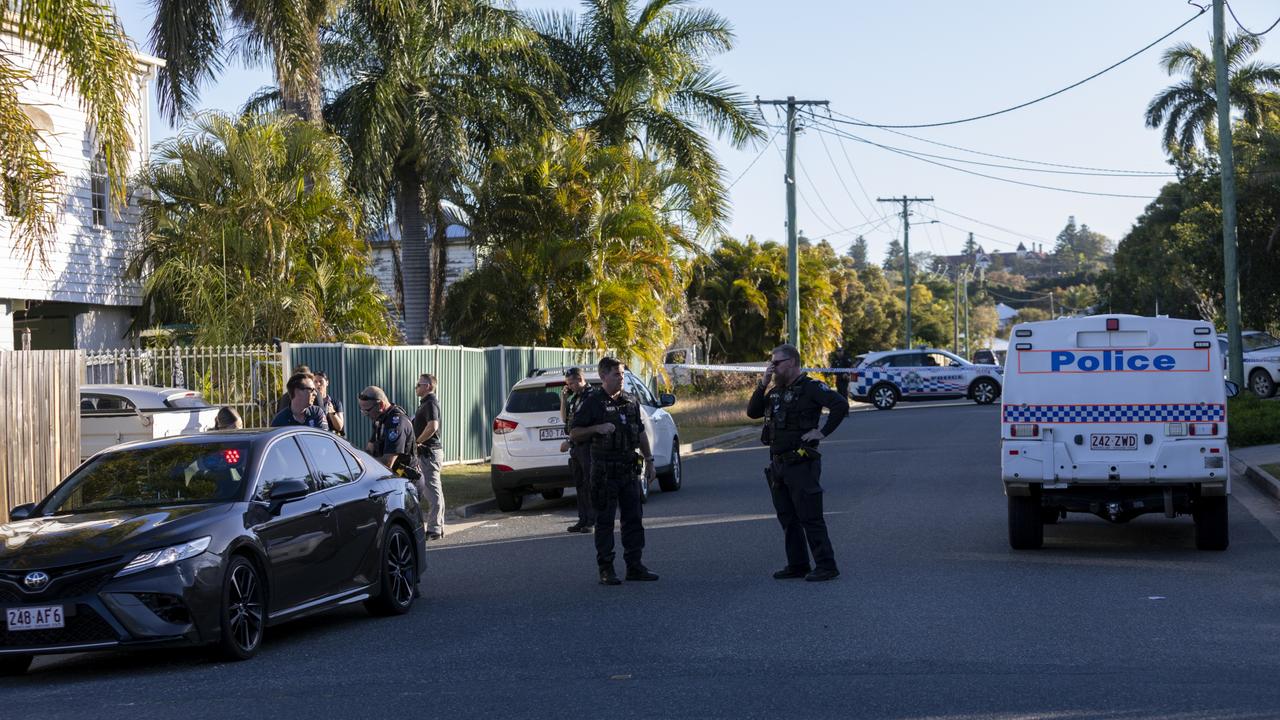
[490,463,573,491]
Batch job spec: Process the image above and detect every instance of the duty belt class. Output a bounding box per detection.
[770,447,820,464]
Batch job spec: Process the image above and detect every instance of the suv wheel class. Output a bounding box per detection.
[0,654,32,676]
[1249,369,1276,398]
[870,383,899,410]
[541,488,565,500]
[657,442,682,492]
[495,489,524,512]
[971,378,999,405]
[638,472,650,504]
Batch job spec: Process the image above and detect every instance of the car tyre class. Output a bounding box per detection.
[1008,495,1043,549]
[217,556,265,661]
[870,383,899,410]
[971,378,1000,405]
[495,489,523,512]
[638,471,650,504]
[0,654,32,676]
[657,442,682,492]
[366,524,419,616]
[541,488,565,500]
[1248,369,1276,398]
[1193,496,1229,551]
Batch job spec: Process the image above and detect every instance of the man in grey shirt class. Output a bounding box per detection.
[412,374,446,540]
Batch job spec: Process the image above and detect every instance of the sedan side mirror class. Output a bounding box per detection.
[8,503,35,521]
[949,361,962,367]
[659,393,676,408]
[1225,380,1240,398]
[268,477,311,503]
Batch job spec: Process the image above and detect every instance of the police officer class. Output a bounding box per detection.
[830,345,854,399]
[560,367,595,534]
[747,343,849,582]
[569,357,658,586]
[271,372,329,429]
[358,385,420,480]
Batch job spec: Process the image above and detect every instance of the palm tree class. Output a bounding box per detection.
[533,0,765,229]
[1,0,138,263]
[149,0,341,123]
[325,0,555,343]
[1145,33,1280,155]
[129,111,395,344]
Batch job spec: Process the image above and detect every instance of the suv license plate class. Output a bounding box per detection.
[539,427,567,441]
[1090,434,1138,451]
[6,605,64,631]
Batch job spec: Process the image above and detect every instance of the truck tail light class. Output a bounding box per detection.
[1009,424,1039,438]
[1165,423,1186,437]
[1189,423,1218,436]
[492,418,519,435]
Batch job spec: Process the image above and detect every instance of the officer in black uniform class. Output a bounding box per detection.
[747,343,849,581]
[358,385,420,482]
[830,346,854,399]
[560,367,595,533]
[569,357,659,586]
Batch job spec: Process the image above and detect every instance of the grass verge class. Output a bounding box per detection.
[667,388,762,445]
[1228,395,1280,448]
[442,462,496,507]
[1261,463,1280,480]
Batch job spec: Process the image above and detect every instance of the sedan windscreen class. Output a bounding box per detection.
[43,442,254,514]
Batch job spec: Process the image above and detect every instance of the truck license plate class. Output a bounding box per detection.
[538,427,567,441]
[1090,434,1138,450]
[6,605,64,631]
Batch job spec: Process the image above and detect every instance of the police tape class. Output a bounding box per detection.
[666,363,855,375]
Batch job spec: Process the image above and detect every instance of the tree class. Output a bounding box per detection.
[846,235,869,269]
[532,0,764,229]
[128,112,395,345]
[325,0,555,342]
[2,0,137,263]
[1144,33,1280,155]
[882,238,904,273]
[149,0,341,123]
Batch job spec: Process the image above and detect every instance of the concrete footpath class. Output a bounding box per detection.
[1232,444,1280,501]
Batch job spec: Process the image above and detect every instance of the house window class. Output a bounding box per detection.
[91,151,108,227]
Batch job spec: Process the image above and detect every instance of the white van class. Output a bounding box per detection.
[1001,315,1234,551]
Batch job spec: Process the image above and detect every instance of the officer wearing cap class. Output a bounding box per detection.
[747,343,849,582]
[569,356,658,586]
[358,386,419,480]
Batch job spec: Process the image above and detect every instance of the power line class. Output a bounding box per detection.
[1226,1,1280,35]
[727,123,784,190]
[821,116,898,234]
[809,122,1159,200]
[927,204,1054,246]
[824,8,1208,129]
[819,107,1175,176]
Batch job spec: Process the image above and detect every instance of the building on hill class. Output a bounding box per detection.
[1,34,163,351]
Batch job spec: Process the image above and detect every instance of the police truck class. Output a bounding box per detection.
[1001,315,1234,550]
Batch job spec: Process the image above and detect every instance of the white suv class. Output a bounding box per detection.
[489,368,683,512]
[1217,331,1280,398]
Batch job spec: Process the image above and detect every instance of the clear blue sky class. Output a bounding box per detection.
[114,0,1280,264]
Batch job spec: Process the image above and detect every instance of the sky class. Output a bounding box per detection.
[113,0,1280,265]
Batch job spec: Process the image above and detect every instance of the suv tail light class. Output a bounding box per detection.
[493,418,519,435]
[1009,424,1039,438]
[1189,422,1218,436]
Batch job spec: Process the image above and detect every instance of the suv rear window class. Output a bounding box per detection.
[506,386,563,414]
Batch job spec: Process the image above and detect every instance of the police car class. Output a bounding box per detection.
[1001,315,1235,551]
[1216,331,1280,397]
[489,368,682,512]
[850,348,1003,410]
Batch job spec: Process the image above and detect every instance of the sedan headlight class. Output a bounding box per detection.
[116,537,212,577]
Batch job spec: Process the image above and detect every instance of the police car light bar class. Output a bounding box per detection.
[1009,423,1039,438]
[1106,318,1120,331]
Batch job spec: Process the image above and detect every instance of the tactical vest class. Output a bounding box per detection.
[591,393,642,461]
[566,389,588,446]
[766,377,824,451]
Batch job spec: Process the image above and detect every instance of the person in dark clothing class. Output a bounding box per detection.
[747,343,850,582]
[276,365,312,413]
[569,357,658,586]
[270,372,329,429]
[358,385,419,479]
[314,371,345,436]
[560,367,595,534]
[412,373,446,540]
[830,346,854,400]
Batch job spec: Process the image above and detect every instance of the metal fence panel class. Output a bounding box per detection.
[2,350,82,521]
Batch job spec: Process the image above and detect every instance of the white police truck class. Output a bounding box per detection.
[1001,315,1234,551]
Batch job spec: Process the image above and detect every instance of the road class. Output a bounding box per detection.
[6,401,1280,719]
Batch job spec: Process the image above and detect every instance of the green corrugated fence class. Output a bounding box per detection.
[284,344,625,464]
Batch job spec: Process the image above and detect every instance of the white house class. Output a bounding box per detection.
[0,34,162,351]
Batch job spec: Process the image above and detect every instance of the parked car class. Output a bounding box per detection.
[850,348,1003,410]
[0,427,425,674]
[80,385,222,460]
[489,368,681,512]
[971,348,1006,366]
[1216,331,1280,397]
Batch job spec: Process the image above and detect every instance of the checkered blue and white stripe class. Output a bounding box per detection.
[1002,403,1225,424]
[854,368,975,396]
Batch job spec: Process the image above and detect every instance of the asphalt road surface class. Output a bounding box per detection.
[7,402,1280,719]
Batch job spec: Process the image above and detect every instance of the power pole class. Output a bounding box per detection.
[1213,0,1243,386]
[962,266,971,359]
[757,96,828,352]
[953,266,960,354]
[877,195,933,348]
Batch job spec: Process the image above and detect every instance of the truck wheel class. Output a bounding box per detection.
[971,378,1000,405]
[870,383,899,410]
[1041,508,1062,525]
[1249,369,1276,398]
[495,489,523,512]
[1008,496,1044,549]
[1193,496,1229,551]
